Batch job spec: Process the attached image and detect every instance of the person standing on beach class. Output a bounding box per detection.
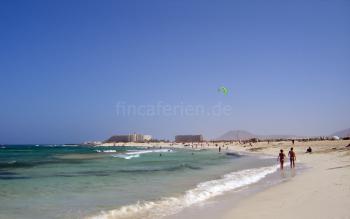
[219,146,221,153]
[278,149,286,170]
[288,147,296,168]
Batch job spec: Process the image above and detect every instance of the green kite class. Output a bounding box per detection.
[218,86,229,95]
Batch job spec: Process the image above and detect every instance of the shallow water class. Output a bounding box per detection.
[0,145,277,219]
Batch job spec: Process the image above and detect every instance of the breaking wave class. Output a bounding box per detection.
[88,164,278,219]
[111,149,174,160]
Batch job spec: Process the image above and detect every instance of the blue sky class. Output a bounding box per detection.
[0,0,349,143]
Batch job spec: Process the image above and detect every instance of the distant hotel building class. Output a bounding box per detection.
[106,134,152,143]
[143,135,152,141]
[175,135,203,143]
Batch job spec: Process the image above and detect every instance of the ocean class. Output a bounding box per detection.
[0,145,278,219]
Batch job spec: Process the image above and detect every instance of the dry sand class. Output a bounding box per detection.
[222,140,350,219]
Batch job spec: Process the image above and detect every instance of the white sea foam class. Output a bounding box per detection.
[96,150,117,153]
[88,164,279,219]
[103,150,117,153]
[111,149,174,160]
[111,154,140,160]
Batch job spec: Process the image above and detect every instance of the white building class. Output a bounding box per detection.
[143,135,152,141]
[106,133,152,143]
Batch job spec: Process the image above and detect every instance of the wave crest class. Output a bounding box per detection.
[111,149,174,160]
[88,165,278,219]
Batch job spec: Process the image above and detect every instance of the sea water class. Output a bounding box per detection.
[0,145,278,219]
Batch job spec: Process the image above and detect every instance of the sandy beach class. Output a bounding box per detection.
[222,140,350,219]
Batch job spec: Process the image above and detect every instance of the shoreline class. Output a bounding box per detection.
[98,140,350,219]
[165,160,302,219]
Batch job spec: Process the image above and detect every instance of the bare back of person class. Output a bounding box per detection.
[288,148,296,168]
[278,150,286,169]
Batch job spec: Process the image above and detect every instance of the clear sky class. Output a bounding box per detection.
[1,0,349,143]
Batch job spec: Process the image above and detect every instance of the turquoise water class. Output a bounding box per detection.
[0,145,277,219]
